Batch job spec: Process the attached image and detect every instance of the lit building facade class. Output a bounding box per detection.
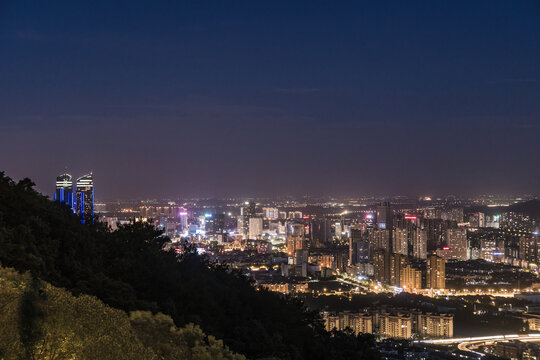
[248,217,263,239]
[379,312,412,339]
[393,228,409,256]
[415,312,453,338]
[286,223,306,256]
[322,311,373,335]
[76,173,94,224]
[426,254,445,290]
[412,228,428,260]
[400,265,422,291]
[54,173,74,212]
[439,228,468,260]
[241,201,256,238]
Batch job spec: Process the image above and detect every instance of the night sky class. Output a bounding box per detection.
[1,1,539,199]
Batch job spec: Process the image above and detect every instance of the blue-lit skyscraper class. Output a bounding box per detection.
[76,173,94,224]
[54,173,74,211]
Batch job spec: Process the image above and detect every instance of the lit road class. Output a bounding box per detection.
[416,333,540,357]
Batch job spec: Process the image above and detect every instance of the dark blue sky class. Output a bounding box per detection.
[1,1,539,199]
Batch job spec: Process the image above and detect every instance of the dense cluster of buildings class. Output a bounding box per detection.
[55,180,540,345]
[87,194,540,293]
[322,309,454,339]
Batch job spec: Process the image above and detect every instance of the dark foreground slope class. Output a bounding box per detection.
[0,265,244,360]
[0,173,379,360]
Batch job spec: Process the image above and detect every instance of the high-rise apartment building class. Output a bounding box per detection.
[287,223,306,256]
[248,217,263,239]
[415,313,453,338]
[322,311,373,335]
[377,202,393,251]
[311,219,331,248]
[374,250,406,286]
[400,265,422,291]
[426,254,445,290]
[369,228,391,252]
[440,228,468,260]
[379,312,412,339]
[241,201,256,237]
[392,228,409,256]
[54,173,74,212]
[412,228,428,260]
[76,173,94,224]
[350,227,370,265]
[519,235,539,264]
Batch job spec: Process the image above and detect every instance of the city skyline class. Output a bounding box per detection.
[3,2,540,358]
[1,1,540,199]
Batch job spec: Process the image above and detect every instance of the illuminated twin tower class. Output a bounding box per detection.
[54,172,94,224]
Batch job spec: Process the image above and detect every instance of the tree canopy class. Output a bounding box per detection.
[0,172,379,360]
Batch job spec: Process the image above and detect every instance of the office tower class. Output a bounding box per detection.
[76,173,94,224]
[54,173,74,211]
[377,202,393,230]
[248,217,263,239]
[412,229,428,260]
[426,254,445,290]
[241,201,256,237]
[441,228,468,260]
[311,218,331,248]
[400,266,422,291]
[287,223,306,256]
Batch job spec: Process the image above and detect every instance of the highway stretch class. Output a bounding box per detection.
[416,333,540,357]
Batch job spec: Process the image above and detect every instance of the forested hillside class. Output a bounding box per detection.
[0,172,379,360]
[0,265,244,359]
